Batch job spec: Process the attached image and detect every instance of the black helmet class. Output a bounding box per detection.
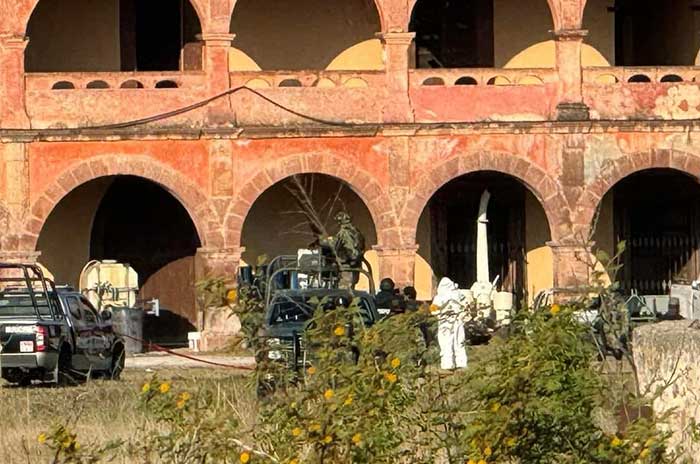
[380,278,395,292]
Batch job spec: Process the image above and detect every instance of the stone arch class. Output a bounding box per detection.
[403,152,568,244]
[24,155,220,251]
[224,153,393,249]
[575,149,698,231]
[16,0,208,37]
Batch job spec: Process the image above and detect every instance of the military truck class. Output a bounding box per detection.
[251,251,380,396]
[0,264,125,386]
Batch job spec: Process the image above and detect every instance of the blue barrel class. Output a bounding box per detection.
[111,307,144,354]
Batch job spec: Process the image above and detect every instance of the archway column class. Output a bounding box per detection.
[0,34,29,128]
[373,244,419,289]
[554,28,589,121]
[377,32,415,123]
[547,240,592,298]
[199,32,235,124]
[195,246,243,282]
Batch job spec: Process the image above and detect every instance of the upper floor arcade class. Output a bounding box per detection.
[2,0,700,130]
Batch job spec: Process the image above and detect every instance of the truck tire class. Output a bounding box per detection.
[109,344,125,380]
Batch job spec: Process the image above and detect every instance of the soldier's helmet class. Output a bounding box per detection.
[380,278,395,292]
[334,211,352,224]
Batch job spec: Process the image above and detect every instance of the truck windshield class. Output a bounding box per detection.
[269,295,374,325]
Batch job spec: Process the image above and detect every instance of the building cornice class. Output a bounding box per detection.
[3,119,700,143]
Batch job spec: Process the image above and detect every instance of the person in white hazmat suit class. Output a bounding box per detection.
[432,277,468,370]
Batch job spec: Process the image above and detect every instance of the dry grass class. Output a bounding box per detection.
[0,368,256,464]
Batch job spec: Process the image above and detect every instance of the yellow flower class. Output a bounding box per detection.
[159,382,171,394]
[323,389,334,400]
[352,433,362,445]
[506,437,516,447]
[478,460,487,464]
[307,366,316,375]
[467,460,477,464]
[611,436,622,447]
[344,395,354,406]
[291,427,302,437]
[323,435,333,444]
[176,399,186,409]
[390,357,401,369]
[309,423,321,433]
[239,451,251,463]
[289,459,299,464]
[226,289,238,304]
[490,402,501,413]
[429,304,440,313]
[644,438,654,448]
[550,304,561,316]
[37,433,47,444]
[640,448,650,459]
[334,326,346,337]
[180,392,191,401]
[384,372,398,383]
[484,446,492,457]
[141,383,151,393]
[290,401,298,409]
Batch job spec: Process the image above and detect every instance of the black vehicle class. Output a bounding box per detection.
[254,253,379,396]
[0,264,125,386]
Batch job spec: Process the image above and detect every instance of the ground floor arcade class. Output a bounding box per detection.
[1,129,699,340]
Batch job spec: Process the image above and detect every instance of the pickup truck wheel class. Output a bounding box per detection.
[109,345,125,380]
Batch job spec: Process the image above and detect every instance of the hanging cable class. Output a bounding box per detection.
[0,86,359,133]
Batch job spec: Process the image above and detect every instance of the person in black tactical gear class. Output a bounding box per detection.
[376,278,406,315]
[403,286,420,312]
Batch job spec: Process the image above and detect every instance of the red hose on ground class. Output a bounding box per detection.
[115,332,256,371]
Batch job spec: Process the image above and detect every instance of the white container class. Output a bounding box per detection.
[188,332,202,352]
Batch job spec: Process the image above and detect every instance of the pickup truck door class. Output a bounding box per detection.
[79,297,111,368]
[64,296,91,370]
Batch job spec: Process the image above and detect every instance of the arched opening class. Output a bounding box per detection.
[592,169,700,295]
[36,176,202,346]
[25,0,202,72]
[409,0,553,68]
[584,0,699,66]
[229,0,381,70]
[415,171,552,303]
[240,174,378,290]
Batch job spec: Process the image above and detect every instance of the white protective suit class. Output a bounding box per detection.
[432,277,468,370]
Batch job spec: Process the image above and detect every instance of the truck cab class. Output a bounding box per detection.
[0,264,124,386]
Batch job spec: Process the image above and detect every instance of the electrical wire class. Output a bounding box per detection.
[0,86,358,132]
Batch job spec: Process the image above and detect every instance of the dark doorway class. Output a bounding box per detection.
[37,176,202,347]
[612,169,700,294]
[613,0,697,66]
[120,0,201,71]
[425,172,526,303]
[410,0,494,68]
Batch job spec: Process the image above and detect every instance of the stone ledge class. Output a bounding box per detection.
[633,321,700,463]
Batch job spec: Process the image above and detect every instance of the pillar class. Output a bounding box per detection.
[0,34,30,128]
[195,246,243,282]
[554,29,589,121]
[377,32,415,123]
[199,33,235,125]
[374,244,419,289]
[548,241,592,300]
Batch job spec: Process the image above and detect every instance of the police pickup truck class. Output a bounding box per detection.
[0,264,125,386]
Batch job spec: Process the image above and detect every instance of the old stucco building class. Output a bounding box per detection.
[2,0,700,342]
